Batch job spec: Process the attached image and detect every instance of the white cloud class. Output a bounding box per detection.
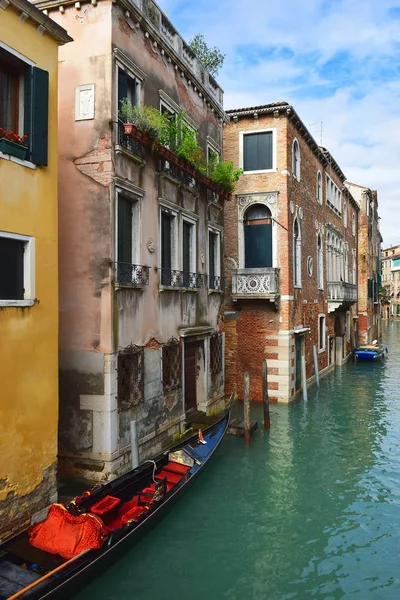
[158,0,400,246]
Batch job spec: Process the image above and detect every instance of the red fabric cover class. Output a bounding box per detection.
[29,504,104,559]
[121,506,147,525]
[155,470,183,484]
[90,495,121,516]
[164,461,191,475]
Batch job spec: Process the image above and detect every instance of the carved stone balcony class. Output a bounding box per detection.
[327,281,357,313]
[231,268,279,303]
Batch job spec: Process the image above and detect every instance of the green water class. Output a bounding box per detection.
[75,322,400,600]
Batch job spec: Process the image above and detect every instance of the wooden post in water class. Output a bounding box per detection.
[301,356,308,401]
[262,359,270,429]
[244,371,251,444]
[312,345,319,388]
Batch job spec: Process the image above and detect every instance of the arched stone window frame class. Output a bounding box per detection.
[293,216,302,287]
[237,195,278,269]
[316,170,322,203]
[292,138,300,180]
[326,231,332,282]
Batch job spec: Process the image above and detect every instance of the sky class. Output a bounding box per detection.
[158,0,400,248]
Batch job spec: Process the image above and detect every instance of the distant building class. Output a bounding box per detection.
[346,183,382,343]
[381,245,400,319]
[223,102,359,402]
[0,0,71,541]
[33,0,226,481]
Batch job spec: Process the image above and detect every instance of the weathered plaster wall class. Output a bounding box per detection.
[0,6,61,540]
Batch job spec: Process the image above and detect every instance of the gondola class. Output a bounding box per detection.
[353,340,388,361]
[0,408,230,600]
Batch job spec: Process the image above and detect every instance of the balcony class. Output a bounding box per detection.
[208,275,224,292]
[160,269,205,290]
[115,262,149,286]
[116,122,144,159]
[231,268,279,303]
[327,281,357,313]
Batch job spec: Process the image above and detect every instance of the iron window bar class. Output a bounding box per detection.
[115,262,149,286]
[160,268,204,289]
[117,121,144,158]
[159,158,197,190]
[208,275,224,291]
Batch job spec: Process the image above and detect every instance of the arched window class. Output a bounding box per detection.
[292,139,300,180]
[316,171,322,203]
[244,204,272,268]
[352,213,356,235]
[344,245,349,282]
[293,218,301,286]
[326,232,332,282]
[317,233,323,289]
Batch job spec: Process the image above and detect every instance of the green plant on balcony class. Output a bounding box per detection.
[208,160,243,193]
[0,127,28,160]
[119,100,169,140]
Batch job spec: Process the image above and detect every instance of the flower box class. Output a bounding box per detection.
[123,123,151,146]
[0,138,28,160]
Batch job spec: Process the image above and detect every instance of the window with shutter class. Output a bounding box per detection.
[0,232,34,305]
[242,131,273,172]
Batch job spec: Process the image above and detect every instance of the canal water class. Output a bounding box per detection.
[74,321,400,600]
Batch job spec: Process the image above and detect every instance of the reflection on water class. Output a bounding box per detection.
[74,322,400,600]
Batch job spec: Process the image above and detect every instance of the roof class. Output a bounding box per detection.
[3,0,72,43]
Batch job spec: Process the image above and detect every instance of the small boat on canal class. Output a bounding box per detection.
[354,340,388,361]
[0,409,230,600]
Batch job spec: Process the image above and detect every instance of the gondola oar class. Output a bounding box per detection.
[7,548,92,600]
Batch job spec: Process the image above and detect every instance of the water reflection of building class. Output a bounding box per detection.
[381,244,400,319]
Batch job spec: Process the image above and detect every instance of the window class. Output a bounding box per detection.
[116,191,146,285]
[326,174,341,213]
[117,345,144,410]
[160,210,177,286]
[208,229,221,290]
[182,218,196,288]
[293,218,301,287]
[0,45,49,165]
[352,249,356,284]
[343,201,347,227]
[241,130,274,173]
[316,171,322,203]
[292,138,300,180]
[346,311,351,341]
[162,339,181,392]
[318,314,326,351]
[317,233,323,289]
[244,204,272,268]
[210,333,223,374]
[118,66,140,112]
[352,213,356,235]
[0,231,34,306]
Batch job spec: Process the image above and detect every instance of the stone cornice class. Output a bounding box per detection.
[3,0,72,44]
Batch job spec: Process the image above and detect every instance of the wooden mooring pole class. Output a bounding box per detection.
[301,356,308,401]
[262,359,271,429]
[244,371,251,444]
[312,345,319,388]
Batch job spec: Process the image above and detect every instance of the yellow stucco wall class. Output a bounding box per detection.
[0,7,60,510]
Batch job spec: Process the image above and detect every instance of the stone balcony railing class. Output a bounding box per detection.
[327,281,357,313]
[231,268,280,303]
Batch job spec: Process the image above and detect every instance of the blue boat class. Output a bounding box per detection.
[354,340,388,361]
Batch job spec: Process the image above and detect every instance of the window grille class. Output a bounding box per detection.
[210,332,223,375]
[117,344,144,411]
[162,338,181,392]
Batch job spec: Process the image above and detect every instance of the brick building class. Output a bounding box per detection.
[34,0,226,480]
[223,102,359,402]
[381,245,400,319]
[346,183,382,342]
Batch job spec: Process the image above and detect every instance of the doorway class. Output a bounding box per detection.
[184,341,197,412]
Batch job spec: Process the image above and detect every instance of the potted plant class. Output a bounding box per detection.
[119,100,169,145]
[0,128,28,160]
[209,160,242,194]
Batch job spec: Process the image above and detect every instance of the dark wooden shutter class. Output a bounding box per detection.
[0,237,24,300]
[118,69,128,110]
[161,213,172,271]
[244,223,272,268]
[243,132,272,171]
[117,196,132,264]
[209,232,215,281]
[182,222,191,277]
[25,67,49,166]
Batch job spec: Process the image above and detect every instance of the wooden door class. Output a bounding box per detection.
[184,342,197,411]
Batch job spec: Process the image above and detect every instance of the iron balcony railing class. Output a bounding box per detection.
[117,122,144,158]
[208,275,224,291]
[327,281,357,302]
[116,262,149,286]
[231,267,279,300]
[160,269,204,289]
[159,158,197,190]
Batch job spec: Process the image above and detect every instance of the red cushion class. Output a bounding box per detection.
[91,495,121,516]
[155,470,183,485]
[164,461,191,475]
[121,506,146,525]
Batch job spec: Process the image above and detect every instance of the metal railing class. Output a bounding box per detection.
[159,159,197,189]
[160,268,204,289]
[231,267,279,298]
[116,262,149,286]
[208,275,224,291]
[117,122,144,158]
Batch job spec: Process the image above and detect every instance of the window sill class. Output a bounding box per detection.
[318,347,326,354]
[0,299,36,307]
[115,282,146,290]
[208,289,224,295]
[0,151,36,170]
[243,168,276,175]
[159,286,200,293]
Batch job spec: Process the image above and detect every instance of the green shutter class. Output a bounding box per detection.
[117,197,132,264]
[118,69,128,112]
[25,67,49,166]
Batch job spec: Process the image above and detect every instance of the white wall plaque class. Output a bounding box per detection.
[75,84,95,121]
